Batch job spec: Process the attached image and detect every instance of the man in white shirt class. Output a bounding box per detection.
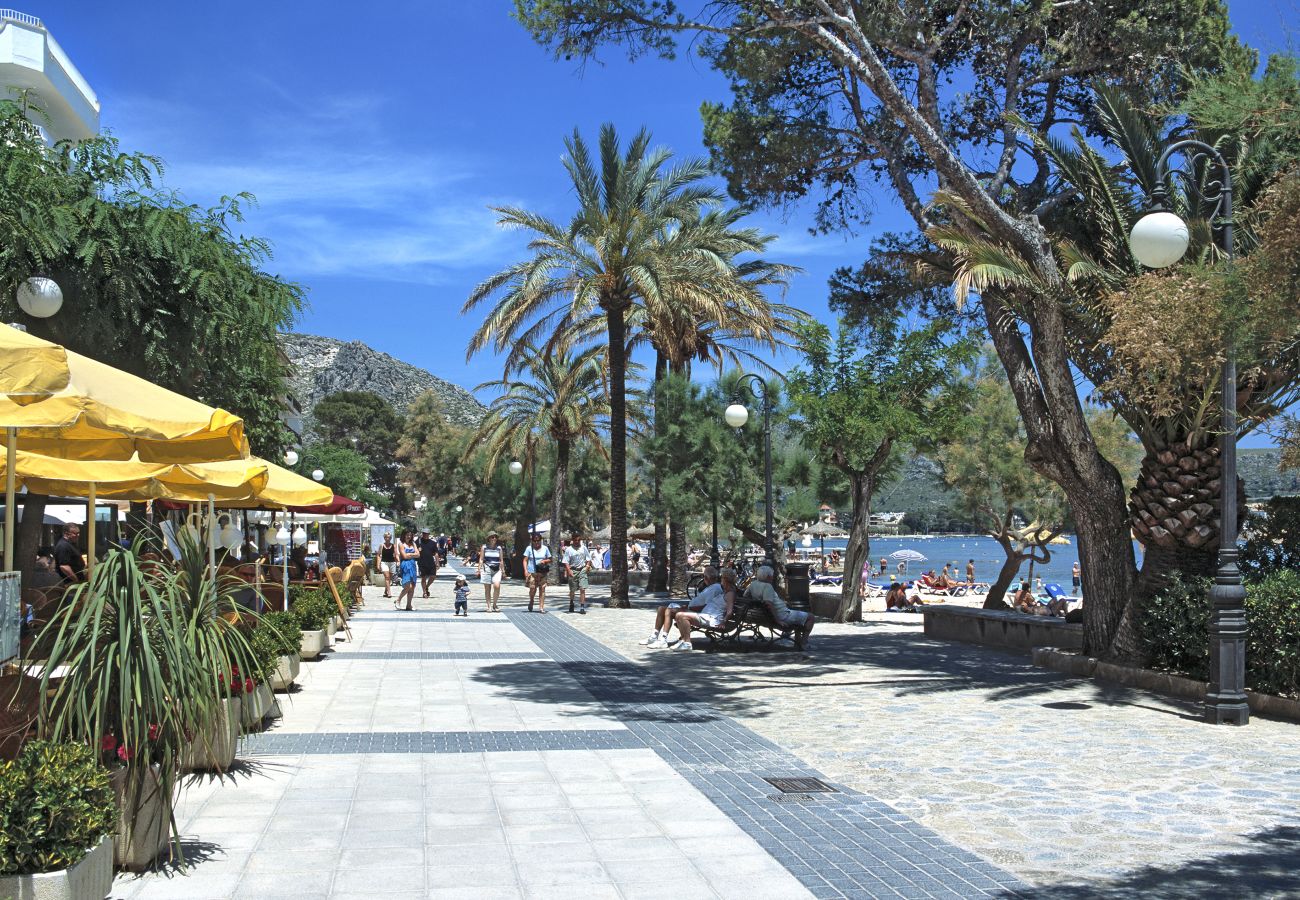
[562,532,591,614]
[747,565,815,650]
[670,567,736,652]
[638,566,719,649]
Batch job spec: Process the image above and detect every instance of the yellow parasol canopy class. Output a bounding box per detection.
[194,459,334,509]
[0,452,270,501]
[0,325,70,402]
[0,325,247,463]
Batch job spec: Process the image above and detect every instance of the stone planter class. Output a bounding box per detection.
[182,696,240,772]
[240,682,275,730]
[0,834,113,900]
[326,616,338,643]
[112,767,169,871]
[270,653,299,691]
[299,629,327,660]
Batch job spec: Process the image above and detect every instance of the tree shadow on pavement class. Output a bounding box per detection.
[1007,823,1300,898]
[468,626,1200,725]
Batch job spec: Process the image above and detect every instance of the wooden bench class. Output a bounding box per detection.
[696,595,811,653]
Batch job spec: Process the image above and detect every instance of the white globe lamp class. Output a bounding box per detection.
[221,524,242,551]
[283,449,299,466]
[802,535,812,548]
[16,277,63,318]
[311,468,324,482]
[508,460,524,476]
[264,524,280,546]
[724,403,750,428]
[275,524,291,546]
[1129,211,1190,269]
[455,505,462,513]
[292,526,307,547]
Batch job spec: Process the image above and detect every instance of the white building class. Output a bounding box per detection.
[0,9,98,142]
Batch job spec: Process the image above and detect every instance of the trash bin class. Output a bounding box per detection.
[785,562,811,610]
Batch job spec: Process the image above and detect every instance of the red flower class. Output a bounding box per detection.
[147,723,161,741]
[217,672,224,683]
[116,744,133,761]
[244,678,254,694]
[231,678,243,695]
[231,666,240,677]
[99,735,116,752]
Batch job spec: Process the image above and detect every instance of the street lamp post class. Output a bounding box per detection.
[1129,139,1249,726]
[724,374,775,568]
[710,497,720,569]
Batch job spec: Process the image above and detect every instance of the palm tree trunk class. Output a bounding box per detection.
[606,302,630,608]
[15,493,47,587]
[666,359,689,598]
[548,438,570,586]
[648,353,669,594]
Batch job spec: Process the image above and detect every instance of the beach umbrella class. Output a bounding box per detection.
[591,524,612,542]
[889,548,927,562]
[0,325,70,401]
[802,519,847,557]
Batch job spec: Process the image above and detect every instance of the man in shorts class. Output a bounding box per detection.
[417,530,439,598]
[747,565,815,650]
[670,567,735,652]
[562,532,590,614]
[637,566,719,648]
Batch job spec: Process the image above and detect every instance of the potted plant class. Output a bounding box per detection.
[241,626,282,730]
[181,667,241,773]
[0,740,115,900]
[292,588,332,660]
[261,611,301,691]
[31,539,261,870]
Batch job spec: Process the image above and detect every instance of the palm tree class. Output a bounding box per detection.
[464,124,746,606]
[469,344,610,583]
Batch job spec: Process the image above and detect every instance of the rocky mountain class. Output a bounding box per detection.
[278,333,485,430]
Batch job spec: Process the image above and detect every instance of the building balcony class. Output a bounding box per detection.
[0,9,98,142]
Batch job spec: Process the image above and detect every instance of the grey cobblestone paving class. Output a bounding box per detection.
[334,651,548,660]
[243,728,647,755]
[506,609,1027,899]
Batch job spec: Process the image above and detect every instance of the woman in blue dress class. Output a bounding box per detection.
[395,529,420,610]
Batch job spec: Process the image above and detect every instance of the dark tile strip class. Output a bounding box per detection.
[506,610,1028,899]
[242,728,645,755]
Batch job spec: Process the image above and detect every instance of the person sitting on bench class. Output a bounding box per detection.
[670,567,737,652]
[747,565,815,649]
[639,566,719,648]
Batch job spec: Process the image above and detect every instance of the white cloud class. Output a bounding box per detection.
[103,92,516,284]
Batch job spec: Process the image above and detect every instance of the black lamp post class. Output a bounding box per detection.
[1129,139,1249,726]
[710,496,720,569]
[724,374,775,568]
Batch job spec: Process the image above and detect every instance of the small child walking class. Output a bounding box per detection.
[453,576,470,617]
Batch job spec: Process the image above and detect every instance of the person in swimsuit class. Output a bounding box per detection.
[378,533,397,598]
[477,532,505,612]
[395,529,419,611]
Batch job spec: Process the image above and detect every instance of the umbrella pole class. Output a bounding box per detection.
[4,427,14,574]
[86,482,96,577]
[282,517,289,606]
[207,494,217,587]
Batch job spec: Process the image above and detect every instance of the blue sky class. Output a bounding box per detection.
[31,1,1299,444]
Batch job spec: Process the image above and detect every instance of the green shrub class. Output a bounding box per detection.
[290,588,333,632]
[247,625,282,685]
[1139,569,1300,697]
[259,611,301,657]
[0,741,115,875]
[1139,573,1212,680]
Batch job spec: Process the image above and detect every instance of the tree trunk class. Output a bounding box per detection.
[547,438,569,587]
[606,302,630,608]
[668,514,688,598]
[985,530,1024,609]
[511,514,529,580]
[982,290,1138,660]
[837,472,872,623]
[15,493,47,588]
[648,354,669,593]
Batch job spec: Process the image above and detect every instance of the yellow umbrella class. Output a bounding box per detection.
[0,325,70,402]
[196,460,333,509]
[0,452,269,502]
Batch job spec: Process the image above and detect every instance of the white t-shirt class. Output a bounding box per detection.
[563,544,588,570]
[698,584,730,621]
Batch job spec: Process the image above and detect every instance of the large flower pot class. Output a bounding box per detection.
[299,629,327,660]
[182,696,240,772]
[112,767,169,871]
[0,834,113,900]
[326,616,338,643]
[270,653,299,691]
[239,684,266,729]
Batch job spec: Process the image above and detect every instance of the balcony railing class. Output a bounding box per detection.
[0,10,41,28]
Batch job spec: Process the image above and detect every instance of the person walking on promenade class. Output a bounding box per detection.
[524,532,552,613]
[395,529,419,610]
[477,532,505,612]
[418,530,439,598]
[562,532,590,614]
[378,532,397,599]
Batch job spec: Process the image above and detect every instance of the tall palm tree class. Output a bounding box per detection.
[468,344,611,583]
[464,124,746,606]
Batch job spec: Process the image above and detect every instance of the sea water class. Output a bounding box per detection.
[794,534,1146,591]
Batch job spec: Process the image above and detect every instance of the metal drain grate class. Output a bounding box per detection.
[767,792,815,803]
[764,776,838,794]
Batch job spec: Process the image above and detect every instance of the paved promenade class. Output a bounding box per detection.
[109,563,1300,898]
[110,565,1021,899]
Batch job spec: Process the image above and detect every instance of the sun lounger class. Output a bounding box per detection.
[1043,582,1081,603]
